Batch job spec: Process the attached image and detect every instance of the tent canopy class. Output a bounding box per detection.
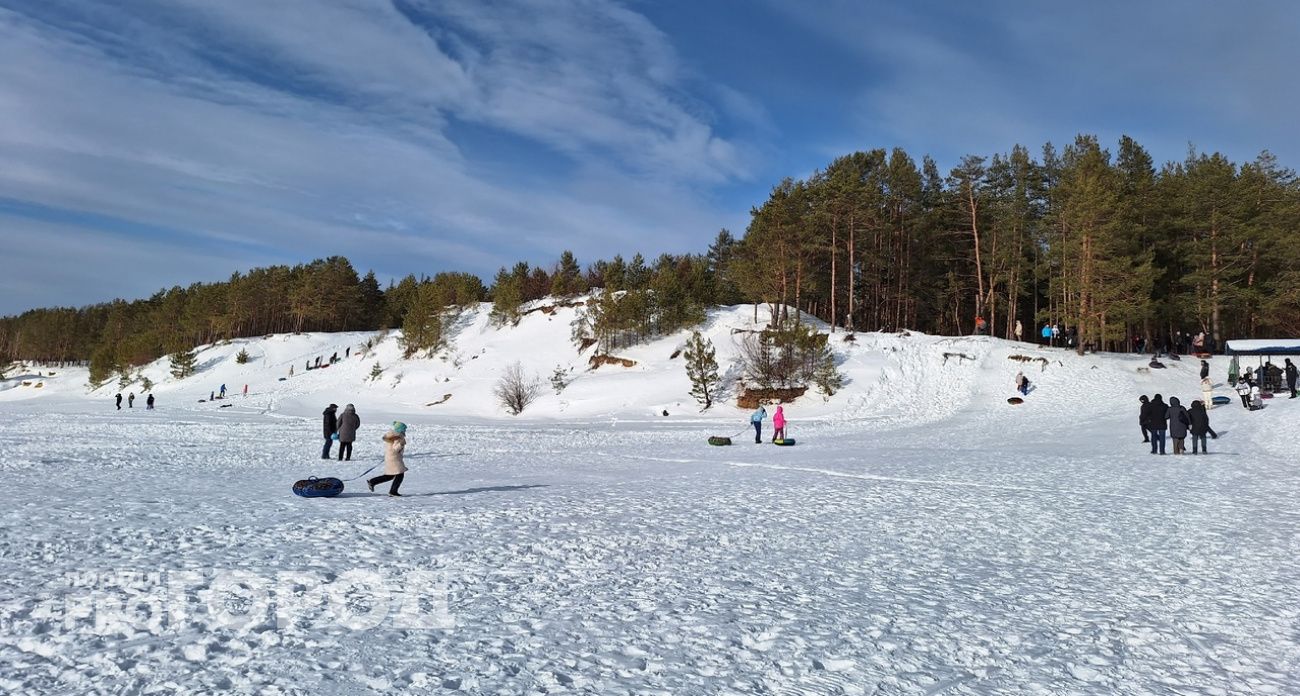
[1224,339,1300,356]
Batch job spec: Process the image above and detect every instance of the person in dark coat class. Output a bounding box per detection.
[1286,359,1297,399]
[322,404,339,459]
[115,393,122,410]
[336,404,360,461]
[1138,395,1151,443]
[1145,394,1168,454]
[128,392,135,408]
[1188,400,1217,454]
[146,393,155,410]
[1199,360,1210,380]
[1166,396,1190,455]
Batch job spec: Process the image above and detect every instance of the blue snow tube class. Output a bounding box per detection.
[293,477,344,498]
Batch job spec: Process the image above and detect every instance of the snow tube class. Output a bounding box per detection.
[773,438,796,446]
[1007,397,1024,405]
[1211,395,1232,406]
[708,436,732,446]
[293,477,344,498]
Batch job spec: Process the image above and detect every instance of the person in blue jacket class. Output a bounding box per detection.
[1040,323,1052,345]
[750,404,767,444]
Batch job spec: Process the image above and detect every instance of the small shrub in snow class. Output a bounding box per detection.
[235,348,250,364]
[369,362,383,382]
[495,361,543,415]
[140,376,154,392]
[550,365,569,394]
[117,370,133,390]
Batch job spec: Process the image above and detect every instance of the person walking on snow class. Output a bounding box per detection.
[336,404,360,461]
[1286,359,1298,399]
[367,422,408,496]
[321,404,338,459]
[1188,401,1217,454]
[146,393,155,410]
[1166,396,1190,455]
[1041,323,1052,345]
[1200,376,1213,409]
[1199,360,1210,380]
[1014,320,1023,342]
[1015,371,1030,396]
[219,384,226,398]
[1145,394,1168,454]
[243,384,248,397]
[772,405,787,442]
[1236,377,1253,409]
[128,392,135,408]
[1138,395,1151,443]
[289,365,295,378]
[750,404,767,444]
[115,393,122,410]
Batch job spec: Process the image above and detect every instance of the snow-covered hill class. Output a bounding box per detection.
[0,300,1269,433]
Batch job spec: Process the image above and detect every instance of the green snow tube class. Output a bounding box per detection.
[708,436,732,446]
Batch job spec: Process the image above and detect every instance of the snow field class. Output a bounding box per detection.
[1,306,1298,694]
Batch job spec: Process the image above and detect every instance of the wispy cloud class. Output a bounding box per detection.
[0,0,758,313]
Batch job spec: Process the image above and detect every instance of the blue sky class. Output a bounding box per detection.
[2,0,1297,314]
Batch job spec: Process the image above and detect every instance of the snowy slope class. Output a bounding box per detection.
[2,306,1298,695]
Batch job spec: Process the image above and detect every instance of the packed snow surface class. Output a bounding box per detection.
[1,304,1298,694]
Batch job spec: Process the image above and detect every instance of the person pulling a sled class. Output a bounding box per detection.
[1014,371,1030,396]
[368,422,408,496]
[750,404,767,444]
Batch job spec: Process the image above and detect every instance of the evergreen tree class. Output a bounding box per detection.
[683,331,720,409]
[550,365,569,394]
[489,267,524,326]
[140,376,154,392]
[169,348,197,379]
[235,348,250,364]
[399,283,444,357]
[551,250,587,297]
[369,362,384,382]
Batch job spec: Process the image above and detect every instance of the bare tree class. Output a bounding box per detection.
[494,361,543,415]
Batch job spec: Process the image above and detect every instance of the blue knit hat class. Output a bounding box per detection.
[392,421,407,435]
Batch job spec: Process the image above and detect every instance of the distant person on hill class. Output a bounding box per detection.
[974,316,987,335]
[336,404,360,461]
[772,405,786,442]
[1201,376,1213,408]
[289,365,295,377]
[1200,360,1210,380]
[1041,324,1052,346]
[1145,394,1168,454]
[115,393,122,410]
[750,404,767,444]
[128,392,135,408]
[243,384,248,397]
[219,384,226,398]
[322,404,339,459]
[367,422,408,497]
[1286,359,1298,398]
[1188,400,1217,454]
[1166,397,1190,455]
[1138,395,1151,443]
[1015,371,1030,396]
[1014,320,1023,342]
[146,393,155,410]
[346,346,350,358]
[1052,324,1061,343]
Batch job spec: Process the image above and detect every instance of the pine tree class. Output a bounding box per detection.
[169,348,197,379]
[140,376,154,392]
[550,365,568,394]
[683,331,720,409]
[369,362,383,381]
[235,348,250,364]
[489,267,523,326]
[399,283,444,358]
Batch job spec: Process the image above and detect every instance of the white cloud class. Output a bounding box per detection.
[0,0,760,313]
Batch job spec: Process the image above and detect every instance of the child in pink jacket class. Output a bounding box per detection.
[772,406,786,442]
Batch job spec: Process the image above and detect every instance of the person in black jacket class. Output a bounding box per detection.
[1199,360,1210,380]
[1145,394,1168,455]
[1188,400,1218,454]
[1286,359,1298,399]
[1138,395,1151,443]
[115,393,122,410]
[322,404,339,459]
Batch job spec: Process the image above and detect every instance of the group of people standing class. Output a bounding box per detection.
[1139,394,1216,455]
[114,392,155,410]
[321,403,408,496]
[749,404,787,443]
